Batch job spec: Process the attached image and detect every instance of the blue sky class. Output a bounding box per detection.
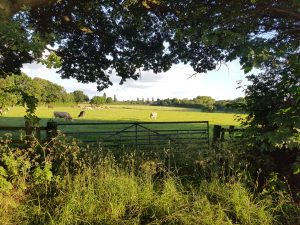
[22,60,249,101]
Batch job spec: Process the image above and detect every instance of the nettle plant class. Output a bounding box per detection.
[0,136,51,192]
[0,134,86,193]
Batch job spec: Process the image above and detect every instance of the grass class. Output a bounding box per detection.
[0,105,244,150]
[0,105,243,127]
[1,154,276,225]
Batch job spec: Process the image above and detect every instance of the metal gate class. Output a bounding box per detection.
[56,121,209,150]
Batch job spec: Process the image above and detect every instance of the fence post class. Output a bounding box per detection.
[135,123,138,150]
[221,128,225,141]
[212,125,222,145]
[46,121,58,141]
[229,125,235,137]
[25,121,33,136]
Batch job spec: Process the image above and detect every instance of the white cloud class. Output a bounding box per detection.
[22,60,248,101]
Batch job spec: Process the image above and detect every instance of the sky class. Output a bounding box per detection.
[21,60,249,101]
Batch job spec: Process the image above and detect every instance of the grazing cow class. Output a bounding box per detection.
[84,106,93,110]
[48,105,54,108]
[78,110,85,118]
[150,112,158,120]
[53,111,73,120]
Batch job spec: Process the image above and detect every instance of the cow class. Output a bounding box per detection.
[84,106,93,110]
[78,110,85,118]
[53,111,73,120]
[150,112,158,120]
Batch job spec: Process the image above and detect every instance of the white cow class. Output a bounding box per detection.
[84,106,93,110]
[150,112,158,120]
[53,111,73,120]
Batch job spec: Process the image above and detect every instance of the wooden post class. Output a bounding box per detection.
[221,128,225,141]
[229,125,235,137]
[135,123,138,150]
[212,125,222,145]
[25,121,33,136]
[46,121,57,141]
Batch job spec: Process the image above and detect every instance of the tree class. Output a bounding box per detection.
[1,1,178,90]
[2,1,298,90]
[0,73,43,105]
[243,56,300,149]
[238,55,300,195]
[73,90,89,103]
[113,94,118,102]
[214,100,230,112]
[0,75,20,109]
[106,97,113,104]
[90,96,106,106]
[33,78,66,103]
[61,92,75,103]
[193,96,215,111]
[221,97,246,113]
[0,73,39,123]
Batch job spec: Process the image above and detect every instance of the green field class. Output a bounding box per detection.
[0,105,244,149]
[0,104,243,127]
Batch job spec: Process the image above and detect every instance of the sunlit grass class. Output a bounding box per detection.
[0,105,244,127]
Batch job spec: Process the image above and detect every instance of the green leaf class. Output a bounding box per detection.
[0,166,8,177]
[243,65,253,73]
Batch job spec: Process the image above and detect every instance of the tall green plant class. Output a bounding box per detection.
[240,54,300,200]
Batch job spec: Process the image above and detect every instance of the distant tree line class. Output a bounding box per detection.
[0,73,243,112]
[124,96,245,113]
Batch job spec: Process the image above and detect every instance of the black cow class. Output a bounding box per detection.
[78,110,85,118]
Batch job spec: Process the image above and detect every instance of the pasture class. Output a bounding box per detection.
[0,104,243,127]
[0,105,243,151]
[0,105,244,171]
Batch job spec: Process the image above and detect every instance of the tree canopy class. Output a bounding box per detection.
[72,90,89,103]
[0,73,76,109]
[1,0,299,90]
[90,96,106,106]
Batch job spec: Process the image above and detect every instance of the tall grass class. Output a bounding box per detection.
[1,136,299,225]
[14,155,275,225]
